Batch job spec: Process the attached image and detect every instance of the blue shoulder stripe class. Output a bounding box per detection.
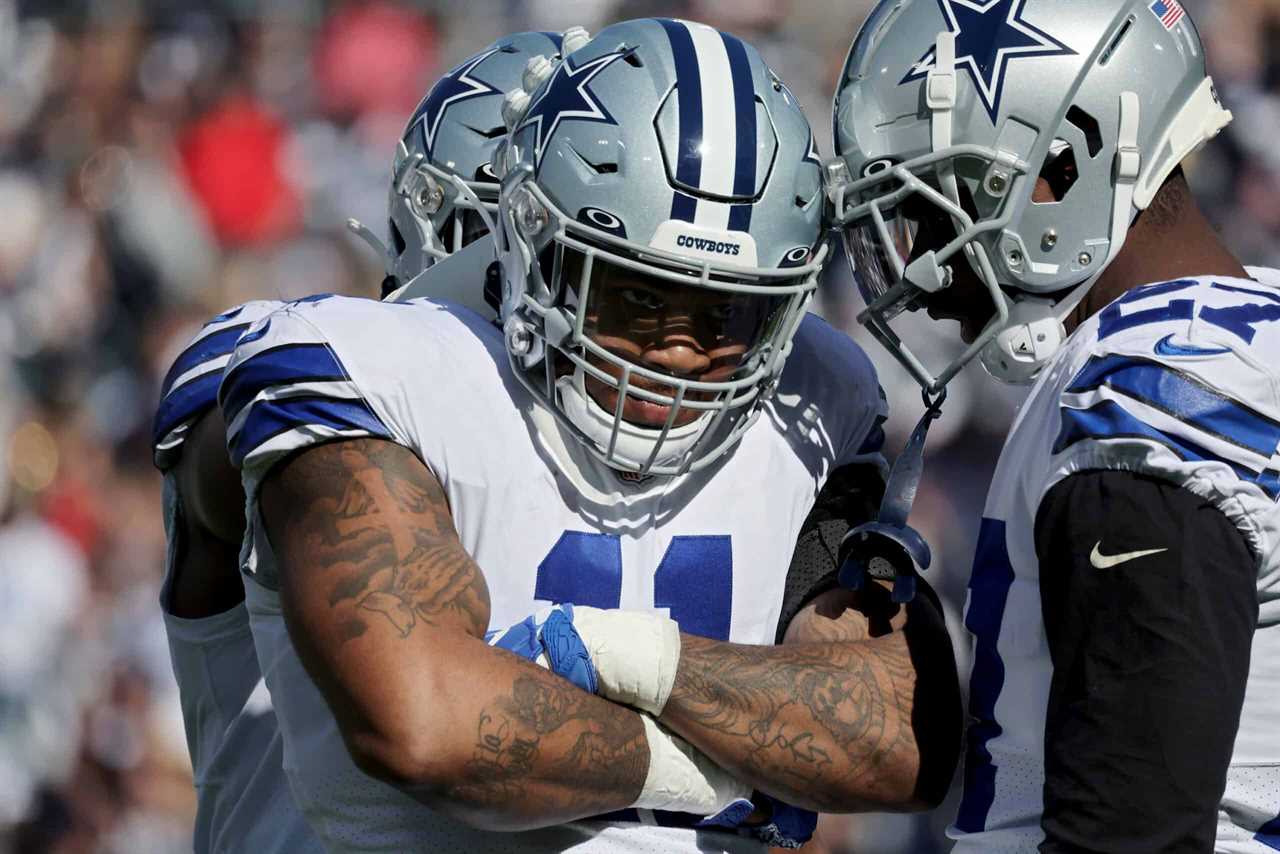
[229,396,391,468]
[1066,354,1280,459]
[1054,399,1279,500]
[152,370,221,447]
[160,323,251,399]
[208,304,246,324]
[220,343,348,425]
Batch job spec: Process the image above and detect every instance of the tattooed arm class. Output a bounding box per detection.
[259,437,651,830]
[658,581,962,813]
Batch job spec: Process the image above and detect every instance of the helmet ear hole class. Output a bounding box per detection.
[1065,106,1103,158]
[1034,141,1079,205]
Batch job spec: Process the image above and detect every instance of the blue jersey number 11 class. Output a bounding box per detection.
[534,531,733,641]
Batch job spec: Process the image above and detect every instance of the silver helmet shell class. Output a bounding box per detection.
[496,18,827,477]
[830,0,1231,391]
[381,31,571,291]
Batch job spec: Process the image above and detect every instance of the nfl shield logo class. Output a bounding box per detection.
[1149,0,1185,29]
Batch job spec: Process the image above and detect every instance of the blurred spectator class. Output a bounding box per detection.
[178,95,302,246]
[0,1,1269,852]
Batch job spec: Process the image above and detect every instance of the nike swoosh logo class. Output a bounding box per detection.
[1089,542,1168,569]
[1154,334,1229,357]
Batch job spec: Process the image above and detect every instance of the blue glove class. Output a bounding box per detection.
[697,792,817,849]
[749,794,818,849]
[489,604,598,694]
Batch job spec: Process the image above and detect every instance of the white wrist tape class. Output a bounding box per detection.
[571,606,682,716]
[633,715,750,814]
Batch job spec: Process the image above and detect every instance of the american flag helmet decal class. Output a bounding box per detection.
[1150,0,1185,30]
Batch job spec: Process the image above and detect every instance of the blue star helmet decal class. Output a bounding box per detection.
[405,48,504,156]
[516,48,632,170]
[901,0,1075,123]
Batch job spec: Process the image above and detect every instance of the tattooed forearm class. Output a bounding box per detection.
[262,439,654,828]
[663,633,921,812]
[448,673,649,818]
[264,438,490,641]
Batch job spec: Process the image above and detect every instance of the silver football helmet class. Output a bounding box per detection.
[349,30,589,295]
[830,0,1231,391]
[495,18,827,477]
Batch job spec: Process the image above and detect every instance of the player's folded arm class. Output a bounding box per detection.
[221,300,754,830]
[1034,469,1257,853]
[650,461,962,814]
[254,433,653,829]
[256,435,759,831]
[254,436,496,786]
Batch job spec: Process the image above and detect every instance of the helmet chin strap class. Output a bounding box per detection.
[839,388,945,604]
[981,90,1142,384]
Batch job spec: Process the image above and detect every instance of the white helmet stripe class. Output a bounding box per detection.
[685,21,738,199]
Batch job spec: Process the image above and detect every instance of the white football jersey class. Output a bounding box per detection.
[949,272,1280,853]
[221,294,885,853]
[153,300,323,853]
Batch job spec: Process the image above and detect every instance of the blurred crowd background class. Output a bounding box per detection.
[0,0,1273,851]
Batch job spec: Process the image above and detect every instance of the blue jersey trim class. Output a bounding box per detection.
[160,323,251,399]
[955,518,1016,833]
[1065,354,1280,459]
[1053,400,1278,499]
[152,370,221,447]
[208,304,246,324]
[220,343,349,425]
[1256,812,1280,850]
[229,396,391,468]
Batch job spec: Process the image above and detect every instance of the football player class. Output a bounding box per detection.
[221,18,961,853]
[831,1,1279,851]
[151,30,568,853]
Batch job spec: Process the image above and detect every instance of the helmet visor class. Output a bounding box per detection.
[557,247,793,381]
[843,184,966,315]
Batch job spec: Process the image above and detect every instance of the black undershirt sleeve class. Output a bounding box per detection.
[1034,470,1258,854]
[775,461,893,643]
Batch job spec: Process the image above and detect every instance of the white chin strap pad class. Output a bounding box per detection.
[980,299,1067,383]
[556,368,705,471]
